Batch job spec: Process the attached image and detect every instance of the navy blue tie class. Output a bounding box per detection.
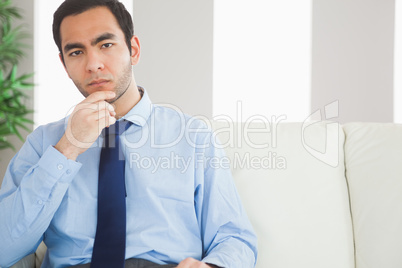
[91,120,131,268]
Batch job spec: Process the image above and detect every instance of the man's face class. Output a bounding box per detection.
[59,6,138,103]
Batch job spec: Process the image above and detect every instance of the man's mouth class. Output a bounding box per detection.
[88,79,110,87]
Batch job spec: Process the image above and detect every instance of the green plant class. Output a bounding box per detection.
[0,0,33,150]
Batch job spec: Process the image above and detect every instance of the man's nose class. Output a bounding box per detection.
[86,51,104,72]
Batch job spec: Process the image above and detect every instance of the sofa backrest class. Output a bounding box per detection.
[343,123,402,268]
[212,121,355,268]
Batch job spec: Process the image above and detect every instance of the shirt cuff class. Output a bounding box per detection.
[202,237,257,268]
[36,145,82,188]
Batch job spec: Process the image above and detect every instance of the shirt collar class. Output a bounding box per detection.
[121,86,153,127]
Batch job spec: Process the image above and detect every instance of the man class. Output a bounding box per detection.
[0,0,257,267]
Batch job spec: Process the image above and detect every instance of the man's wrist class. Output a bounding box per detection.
[54,135,80,161]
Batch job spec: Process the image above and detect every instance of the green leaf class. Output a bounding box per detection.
[0,126,12,136]
[9,65,16,81]
[0,2,34,151]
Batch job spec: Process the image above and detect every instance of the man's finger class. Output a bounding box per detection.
[96,108,115,121]
[98,115,116,130]
[74,101,115,117]
[96,101,116,114]
[83,91,116,103]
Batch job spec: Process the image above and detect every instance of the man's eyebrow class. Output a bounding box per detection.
[91,33,117,46]
[63,33,117,54]
[64,42,84,54]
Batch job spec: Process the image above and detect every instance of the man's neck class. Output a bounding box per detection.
[114,82,142,118]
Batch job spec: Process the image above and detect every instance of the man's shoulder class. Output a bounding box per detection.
[152,104,211,131]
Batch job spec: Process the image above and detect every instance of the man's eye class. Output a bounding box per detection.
[102,43,113,48]
[69,51,82,57]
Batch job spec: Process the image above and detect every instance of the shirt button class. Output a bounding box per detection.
[57,164,64,170]
[37,200,43,205]
[66,169,71,175]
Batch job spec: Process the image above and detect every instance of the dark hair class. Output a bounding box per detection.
[53,0,134,62]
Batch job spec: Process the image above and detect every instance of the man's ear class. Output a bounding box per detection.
[130,35,141,66]
[59,53,71,79]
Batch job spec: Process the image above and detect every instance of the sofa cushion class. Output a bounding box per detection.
[35,242,46,268]
[8,254,35,268]
[212,121,354,268]
[343,123,402,268]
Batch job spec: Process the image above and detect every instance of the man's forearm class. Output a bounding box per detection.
[0,145,81,267]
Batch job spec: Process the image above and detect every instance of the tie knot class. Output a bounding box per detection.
[103,120,131,137]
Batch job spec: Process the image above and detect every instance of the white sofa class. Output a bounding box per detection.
[9,121,402,268]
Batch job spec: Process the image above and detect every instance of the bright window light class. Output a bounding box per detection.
[213,0,312,122]
[34,0,133,127]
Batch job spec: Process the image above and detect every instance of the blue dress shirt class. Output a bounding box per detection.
[0,89,257,268]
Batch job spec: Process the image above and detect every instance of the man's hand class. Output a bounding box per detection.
[176,257,220,268]
[55,91,116,160]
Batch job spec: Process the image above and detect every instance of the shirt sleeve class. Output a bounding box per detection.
[195,132,258,268]
[0,129,81,267]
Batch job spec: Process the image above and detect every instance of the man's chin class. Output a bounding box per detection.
[106,92,123,104]
[106,97,118,104]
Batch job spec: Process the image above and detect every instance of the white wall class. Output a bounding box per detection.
[0,0,398,184]
[133,0,213,118]
[133,0,312,122]
[134,0,396,123]
[395,0,402,123]
[312,0,395,123]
